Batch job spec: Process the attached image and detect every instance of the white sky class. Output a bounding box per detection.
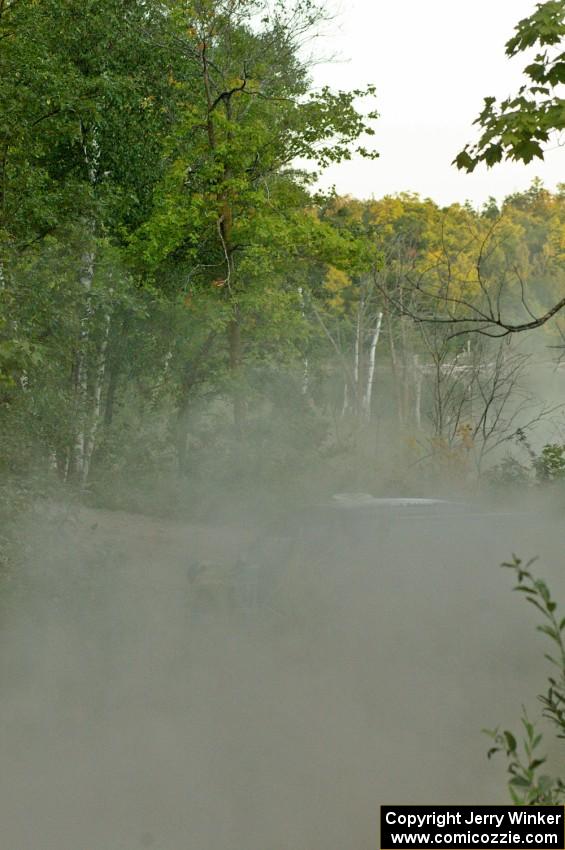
[308,0,564,207]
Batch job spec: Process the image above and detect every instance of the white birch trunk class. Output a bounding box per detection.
[302,356,309,396]
[151,349,173,406]
[73,246,95,480]
[297,287,309,396]
[414,354,422,429]
[341,380,349,417]
[73,121,100,482]
[362,311,382,420]
[81,307,111,485]
[353,301,362,406]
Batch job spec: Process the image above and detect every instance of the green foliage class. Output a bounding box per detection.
[534,443,565,480]
[484,455,532,488]
[456,1,565,171]
[485,555,565,804]
[0,0,381,491]
[0,0,175,247]
[486,428,565,491]
[1,0,564,508]
[484,709,563,804]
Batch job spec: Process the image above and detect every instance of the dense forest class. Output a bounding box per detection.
[2,0,565,522]
[2,0,565,838]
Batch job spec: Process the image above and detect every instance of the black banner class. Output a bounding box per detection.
[381,806,565,849]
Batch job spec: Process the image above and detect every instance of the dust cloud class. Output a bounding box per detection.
[0,492,563,850]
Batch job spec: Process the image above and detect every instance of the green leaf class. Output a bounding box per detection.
[453,150,476,173]
[504,731,518,753]
[510,775,532,788]
[537,624,559,640]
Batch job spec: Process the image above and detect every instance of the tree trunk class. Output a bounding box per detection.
[175,332,217,471]
[353,302,361,411]
[69,122,101,484]
[69,243,96,482]
[103,357,119,428]
[202,41,244,434]
[228,311,246,435]
[176,360,196,475]
[413,354,423,430]
[176,394,190,475]
[341,379,349,418]
[298,287,309,396]
[386,307,404,428]
[362,311,382,420]
[80,307,111,484]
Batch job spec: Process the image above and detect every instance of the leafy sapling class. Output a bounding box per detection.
[484,555,565,804]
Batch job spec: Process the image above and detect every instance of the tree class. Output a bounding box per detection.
[0,0,178,481]
[456,0,565,172]
[133,0,378,437]
[449,2,565,335]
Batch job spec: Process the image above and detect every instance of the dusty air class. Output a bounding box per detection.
[1,1,565,849]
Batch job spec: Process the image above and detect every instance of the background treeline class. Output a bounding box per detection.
[2,0,565,519]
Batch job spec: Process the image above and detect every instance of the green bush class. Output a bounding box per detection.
[533,444,565,483]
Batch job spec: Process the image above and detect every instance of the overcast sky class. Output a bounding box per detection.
[308,0,563,207]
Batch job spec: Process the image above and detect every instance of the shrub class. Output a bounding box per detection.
[485,556,565,804]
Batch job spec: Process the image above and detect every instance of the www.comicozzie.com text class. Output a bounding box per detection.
[387,830,558,845]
